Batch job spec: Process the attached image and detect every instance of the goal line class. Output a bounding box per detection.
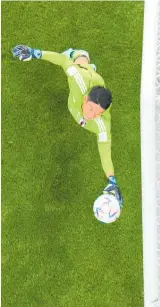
[141,0,160,306]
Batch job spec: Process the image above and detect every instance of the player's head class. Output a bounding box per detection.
[82,86,112,120]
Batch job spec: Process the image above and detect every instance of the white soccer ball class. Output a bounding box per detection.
[93,193,121,224]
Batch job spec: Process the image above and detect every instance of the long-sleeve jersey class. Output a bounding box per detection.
[41,51,114,175]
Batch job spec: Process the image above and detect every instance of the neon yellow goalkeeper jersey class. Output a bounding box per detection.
[41,51,114,175]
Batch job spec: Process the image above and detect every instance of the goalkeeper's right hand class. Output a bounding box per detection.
[103,176,123,208]
[11,45,42,61]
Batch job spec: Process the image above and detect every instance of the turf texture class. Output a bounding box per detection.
[2,1,144,306]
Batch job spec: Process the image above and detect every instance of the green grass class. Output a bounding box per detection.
[2,1,144,307]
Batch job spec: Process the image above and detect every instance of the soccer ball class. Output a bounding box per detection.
[93,193,121,224]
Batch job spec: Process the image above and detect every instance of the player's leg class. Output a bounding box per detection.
[61,48,97,71]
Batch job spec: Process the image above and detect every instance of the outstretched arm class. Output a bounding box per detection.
[97,140,114,178]
[41,51,73,69]
[84,117,123,206]
[98,139,123,206]
[11,45,73,70]
[84,117,114,179]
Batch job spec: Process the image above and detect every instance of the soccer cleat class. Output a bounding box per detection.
[71,49,90,63]
[90,64,97,71]
[61,48,90,62]
[61,48,97,70]
[61,48,75,59]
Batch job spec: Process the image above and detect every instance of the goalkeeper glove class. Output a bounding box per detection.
[103,176,123,208]
[11,45,42,61]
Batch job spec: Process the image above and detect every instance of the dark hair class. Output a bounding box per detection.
[88,86,112,110]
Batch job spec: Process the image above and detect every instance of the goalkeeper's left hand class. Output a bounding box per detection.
[103,176,123,208]
[11,45,42,61]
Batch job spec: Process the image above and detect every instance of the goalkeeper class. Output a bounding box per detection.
[11,45,123,206]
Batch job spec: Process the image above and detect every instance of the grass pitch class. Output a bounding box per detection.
[2,1,144,306]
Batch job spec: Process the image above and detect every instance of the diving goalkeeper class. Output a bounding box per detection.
[11,45,123,206]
